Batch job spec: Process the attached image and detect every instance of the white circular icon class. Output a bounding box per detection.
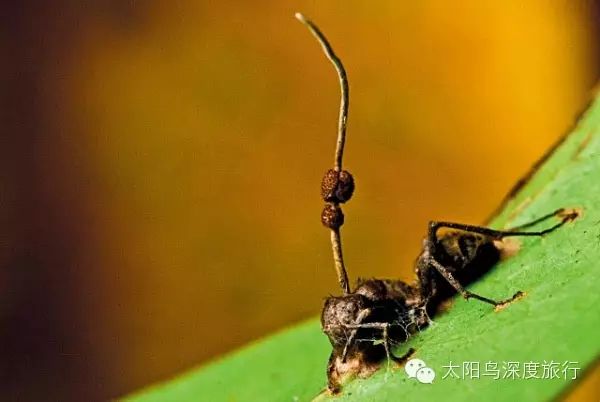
[416,366,436,384]
[405,358,435,384]
[405,358,427,378]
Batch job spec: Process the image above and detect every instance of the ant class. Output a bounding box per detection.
[295,13,579,394]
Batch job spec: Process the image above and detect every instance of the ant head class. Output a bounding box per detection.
[321,294,371,347]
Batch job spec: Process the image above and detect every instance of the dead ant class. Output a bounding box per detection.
[295,13,579,394]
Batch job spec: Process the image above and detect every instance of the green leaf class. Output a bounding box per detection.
[123,95,600,402]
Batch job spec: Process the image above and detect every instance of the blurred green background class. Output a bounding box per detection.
[2,1,599,401]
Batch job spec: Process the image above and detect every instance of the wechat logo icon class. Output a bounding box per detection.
[405,358,436,384]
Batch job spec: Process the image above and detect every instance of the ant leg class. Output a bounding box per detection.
[429,209,576,241]
[341,308,372,362]
[344,321,410,363]
[380,325,413,369]
[382,324,392,373]
[505,208,566,231]
[380,326,415,374]
[428,258,522,307]
[390,347,415,364]
[344,321,389,351]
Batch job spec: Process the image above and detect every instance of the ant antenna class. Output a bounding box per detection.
[296,12,353,295]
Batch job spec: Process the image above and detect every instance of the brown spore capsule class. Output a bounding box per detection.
[321,169,355,203]
[321,203,344,229]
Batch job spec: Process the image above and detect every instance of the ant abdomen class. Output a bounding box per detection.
[426,232,501,303]
[438,232,500,269]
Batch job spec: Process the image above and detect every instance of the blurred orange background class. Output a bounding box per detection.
[2,1,599,401]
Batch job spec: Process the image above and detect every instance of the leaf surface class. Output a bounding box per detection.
[124,96,600,402]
